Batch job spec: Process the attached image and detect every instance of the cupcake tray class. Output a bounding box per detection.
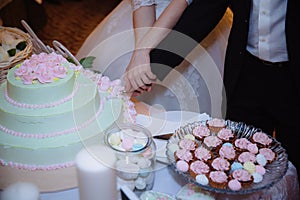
[166,120,289,194]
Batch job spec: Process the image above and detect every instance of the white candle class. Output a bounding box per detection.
[0,182,40,200]
[75,144,117,200]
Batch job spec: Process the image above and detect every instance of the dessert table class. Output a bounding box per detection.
[1,101,299,200]
[36,101,300,199]
[38,161,299,200]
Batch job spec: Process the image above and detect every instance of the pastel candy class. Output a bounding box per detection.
[132,143,144,151]
[231,161,243,172]
[252,172,263,183]
[121,137,134,151]
[195,174,209,185]
[176,160,189,172]
[243,161,256,174]
[109,133,121,145]
[256,154,267,166]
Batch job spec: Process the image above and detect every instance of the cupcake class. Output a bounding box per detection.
[237,152,256,164]
[234,138,251,153]
[247,143,259,154]
[174,149,193,163]
[189,160,210,179]
[194,146,213,162]
[258,147,276,163]
[210,157,231,172]
[208,171,228,189]
[217,128,235,142]
[231,169,253,188]
[203,135,223,150]
[178,138,198,151]
[206,118,226,133]
[192,125,210,141]
[251,131,273,148]
[218,144,236,161]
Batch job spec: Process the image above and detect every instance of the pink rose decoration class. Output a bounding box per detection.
[35,64,54,83]
[98,76,111,91]
[15,63,33,77]
[53,65,68,78]
[14,52,70,85]
[22,73,37,85]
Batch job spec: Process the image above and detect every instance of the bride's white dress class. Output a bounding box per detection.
[76,0,233,117]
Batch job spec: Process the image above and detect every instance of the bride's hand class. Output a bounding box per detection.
[124,49,156,94]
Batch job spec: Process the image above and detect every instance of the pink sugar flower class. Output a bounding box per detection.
[98,76,111,91]
[15,63,33,77]
[21,73,36,84]
[52,65,67,78]
[35,64,54,83]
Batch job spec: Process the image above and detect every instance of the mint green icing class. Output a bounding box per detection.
[6,66,75,104]
[0,71,123,166]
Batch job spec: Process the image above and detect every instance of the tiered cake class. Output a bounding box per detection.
[0,52,136,191]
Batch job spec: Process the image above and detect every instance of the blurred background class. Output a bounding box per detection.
[0,0,120,55]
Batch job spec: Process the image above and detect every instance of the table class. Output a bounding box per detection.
[40,98,300,200]
[38,161,299,200]
[1,101,300,200]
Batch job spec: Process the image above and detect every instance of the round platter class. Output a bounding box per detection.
[166,120,289,194]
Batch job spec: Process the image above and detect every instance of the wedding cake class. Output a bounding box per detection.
[0,52,136,191]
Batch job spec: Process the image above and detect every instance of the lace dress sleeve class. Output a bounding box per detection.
[131,0,193,11]
[131,0,156,11]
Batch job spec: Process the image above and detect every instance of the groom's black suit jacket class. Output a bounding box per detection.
[150,0,300,105]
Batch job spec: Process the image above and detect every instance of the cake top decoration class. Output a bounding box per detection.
[14,52,81,85]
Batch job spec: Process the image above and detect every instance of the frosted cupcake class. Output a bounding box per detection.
[189,160,210,179]
[259,147,276,163]
[217,128,235,142]
[174,149,193,163]
[206,118,226,133]
[192,125,210,141]
[218,144,236,161]
[247,143,259,154]
[208,171,228,189]
[231,169,253,188]
[194,146,213,162]
[178,138,198,151]
[237,152,256,164]
[234,138,251,153]
[203,135,222,150]
[210,157,231,172]
[251,131,273,148]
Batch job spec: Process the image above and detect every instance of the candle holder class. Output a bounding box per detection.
[104,123,156,196]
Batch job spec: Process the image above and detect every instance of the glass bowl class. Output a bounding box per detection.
[166,120,289,194]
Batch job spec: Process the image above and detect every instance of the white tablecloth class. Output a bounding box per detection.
[37,161,299,200]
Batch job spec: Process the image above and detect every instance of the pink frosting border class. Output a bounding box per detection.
[0,159,75,171]
[4,83,79,109]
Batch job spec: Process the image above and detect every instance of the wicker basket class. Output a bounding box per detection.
[0,26,33,84]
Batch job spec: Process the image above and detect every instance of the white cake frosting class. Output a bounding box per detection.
[0,52,136,170]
